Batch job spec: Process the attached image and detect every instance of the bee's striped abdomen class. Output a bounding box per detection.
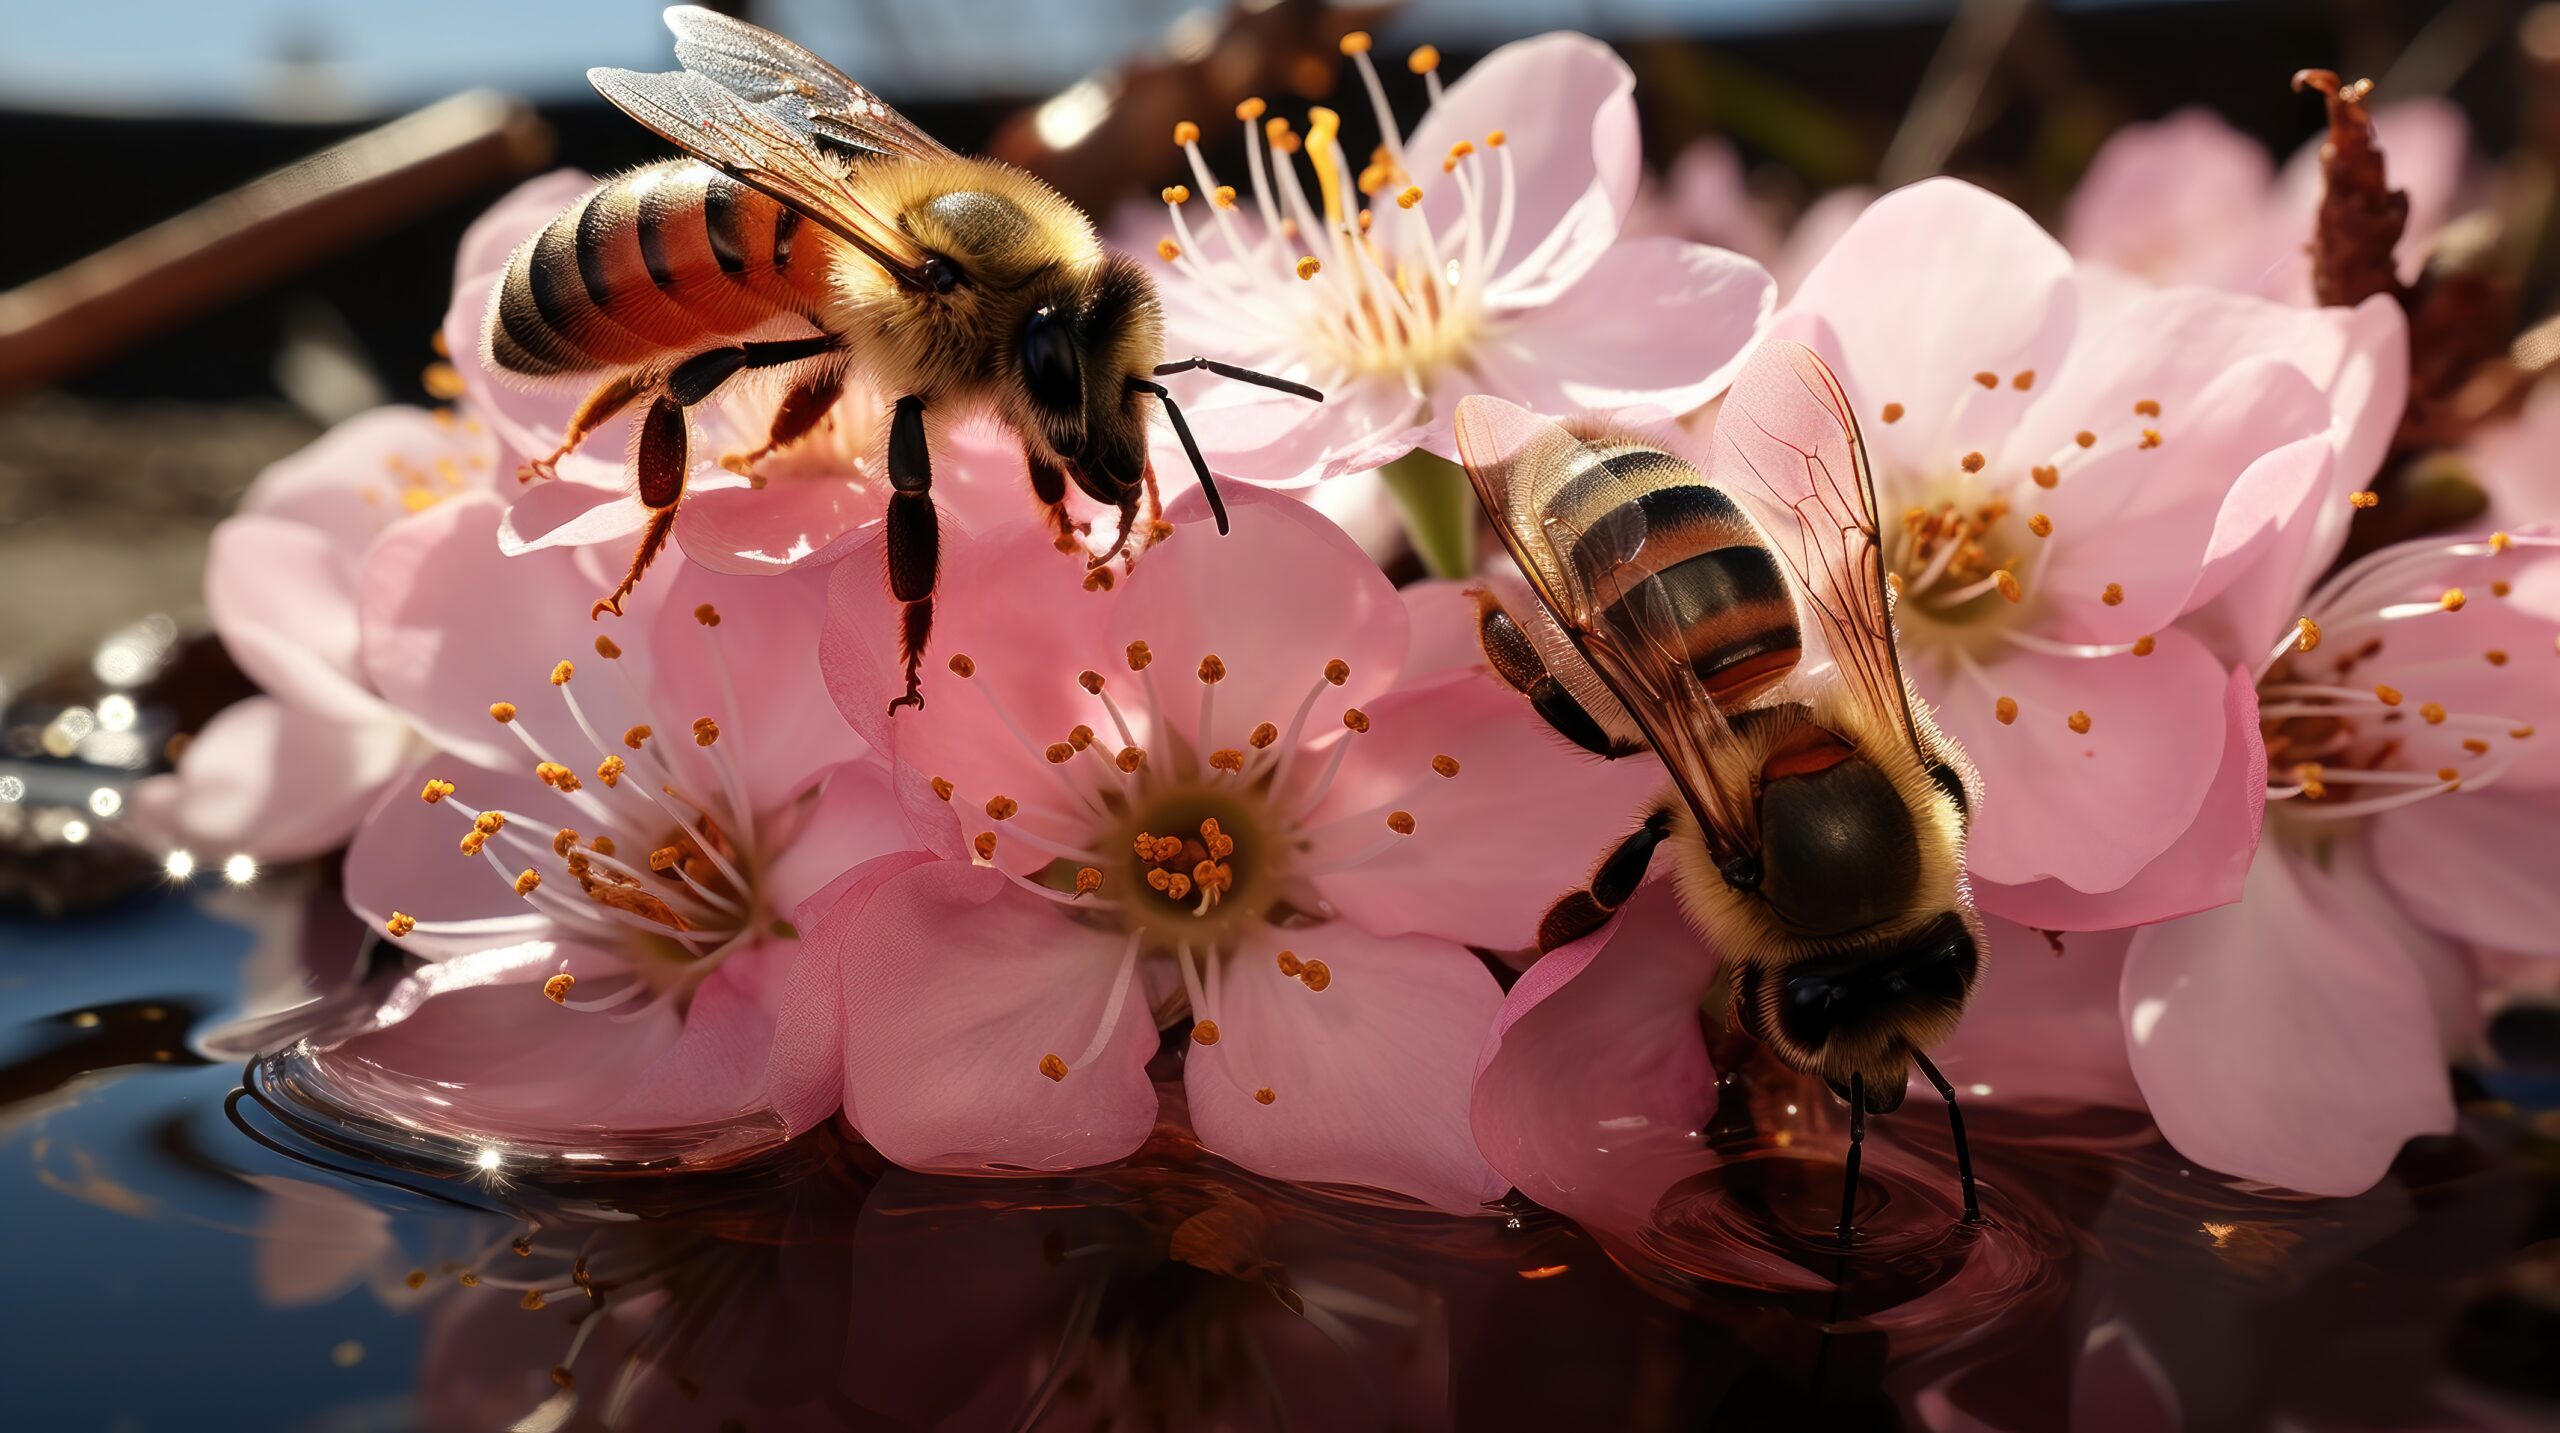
[486,161,831,381]
[1542,438,1801,705]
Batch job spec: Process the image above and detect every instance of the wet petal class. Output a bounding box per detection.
[1469,237,1772,422]
[1924,917,2142,1115]
[133,697,411,865]
[2370,787,2560,958]
[206,514,383,725]
[648,559,866,817]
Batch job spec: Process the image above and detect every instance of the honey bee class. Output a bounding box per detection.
[1455,340,1986,1241]
[487,6,1318,707]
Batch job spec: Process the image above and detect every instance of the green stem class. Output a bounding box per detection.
[1380,449,1478,580]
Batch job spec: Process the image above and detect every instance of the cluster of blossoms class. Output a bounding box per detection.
[141,29,2557,1223]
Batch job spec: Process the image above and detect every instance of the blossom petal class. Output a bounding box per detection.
[1468,885,1718,1231]
[2062,107,2277,288]
[206,515,383,725]
[2121,839,2457,1196]
[343,752,570,959]
[765,847,939,1134]
[134,697,411,865]
[1973,662,2264,929]
[824,861,1159,1171]
[674,474,879,575]
[2370,787,2560,957]
[647,560,866,817]
[494,477,648,554]
[1924,917,2142,1115]
[1188,923,1507,1213]
[1923,628,2228,894]
[1467,237,1772,423]
[1304,674,1667,950]
[598,937,796,1127]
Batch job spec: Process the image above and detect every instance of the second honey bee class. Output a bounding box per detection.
[486,6,1317,708]
[1454,340,1986,1242]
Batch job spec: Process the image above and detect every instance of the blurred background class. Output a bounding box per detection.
[2,0,2551,900]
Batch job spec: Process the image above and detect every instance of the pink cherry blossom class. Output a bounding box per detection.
[440,170,1033,583]
[1134,33,1772,485]
[2122,527,2560,1194]
[1632,137,1781,268]
[796,485,1662,1211]
[128,406,503,864]
[301,493,914,1150]
[2064,101,2471,304]
[2457,381,2560,532]
[1770,177,2406,928]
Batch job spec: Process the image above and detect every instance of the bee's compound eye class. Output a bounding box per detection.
[923,256,961,293]
[1719,854,1762,893]
[1021,306,1082,412]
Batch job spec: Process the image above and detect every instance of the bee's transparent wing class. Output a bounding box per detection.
[1453,395,1756,858]
[661,5,952,163]
[1711,339,1930,761]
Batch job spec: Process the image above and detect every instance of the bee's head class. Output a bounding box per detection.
[1730,909,1982,1113]
[1012,253,1163,502]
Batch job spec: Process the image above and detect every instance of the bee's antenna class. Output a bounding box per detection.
[1152,355,1325,404]
[1128,377,1229,535]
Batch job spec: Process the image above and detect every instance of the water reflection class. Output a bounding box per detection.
[4,886,2559,1430]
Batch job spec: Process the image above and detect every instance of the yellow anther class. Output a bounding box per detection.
[2295,617,2321,652]
[1407,43,1440,74]
[2013,370,2036,390]
[623,724,651,749]
[1074,867,1103,896]
[2488,530,2513,551]
[2027,514,2052,538]
[2067,710,2093,735]
[458,1271,480,1288]
[1161,184,1191,205]
[1250,722,1279,748]
[1117,746,1146,773]
[543,973,574,1004]
[1486,129,1507,148]
[1432,754,1461,777]
[1084,567,1115,593]
[930,776,954,801]
[513,868,541,896]
[1387,810,1416,835]
[488,702,517,723]
[1046,741,1075,764]
[1172,120,1200,146]
[2297,762,2328,800]
[421,778,455,804]
[2513,725,2537,740]
[648,845,681,872]
[1256,1087,1277,1104]
[1995,696,2019,725]
[1192,1019,1222,1045]
[2032,465,2060,489]
[985,795,1019,821]
[2101,582,2124,606]
[550,660,574,686]
[460,830,488,857]
[2440,588,2467,612]
[521,1290,547,1311]
[1397,184,1424,209]
[2465,738,2492,755]
[1960,451,1986,473]
[1210,748,1246,772]
[1881,402,1905,424]
[1296,256,1322,280]
[2132,635,2156,657]
[1039,1053,1068,1082]
[386,912,417,937]
[1162,872,1193,901]
[536,762,582,792]
[2350,490,2380,509]
[693,603,720,627]
[1299,959,1332,992]
[2139,429,2163,450]
[592,836,615,857]
[1070,724,1095,749]
[2075,431,2097,448]
[475,810,506,835]
[2438,766,2462,784]
[552,829,578,857]
[1156,238,1182,262]
[1339,30,1371,54]
[595,755,625,787]
[1324,658,1350,685]
[948,653,976,677]
[1236,96,1266,122]
[692,717,720,746]
[1077,669,1105,694]
[974,831,998,861]
[2420,702,2447,725]
[1995,570,2023,603]
[1126,641,1153,671]
[1343,707,1371,733]
[1277,949,1303,976]
[422,362,465,399]
[2374,684,2403,706]
[1212,184,1237,208]
[592,635,621,659]
[1973,371,1998,389]
[1152,835,1184,862]
[2487,649,2510,666]
[1198,654,1227,684]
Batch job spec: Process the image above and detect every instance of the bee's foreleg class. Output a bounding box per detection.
[1091,493,1140,570]
[1025,450,1087,549]
[885,394,938,715]
[721,356,851,480]
[1473,588,1646,758]
[1837,1072,1867,1246]
[1535,802,1674,952]
[522,370,652,483]
[593,396,688,620]
[1908,1049,1982,1224]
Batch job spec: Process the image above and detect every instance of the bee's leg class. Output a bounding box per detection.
[1473,588,1645,758]
[593,396,688,620]
[1092,492,1141,569]
[1137,458,1167,559]
[1025,450,1086,549]
[521,370,652,483]
[1535,802,1674,952]
[1908,1050,1982,1224]
[886,394,938,715]
[720,359,849,480]
[1837,1073,1868,1245]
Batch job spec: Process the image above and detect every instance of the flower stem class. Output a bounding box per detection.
[1381,449,1479,580]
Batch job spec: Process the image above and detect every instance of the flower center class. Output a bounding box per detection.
[1151,33,1509,385]
[1887,478,2037,640]
[384,605,767,1015]
[2257,531,2541,826]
